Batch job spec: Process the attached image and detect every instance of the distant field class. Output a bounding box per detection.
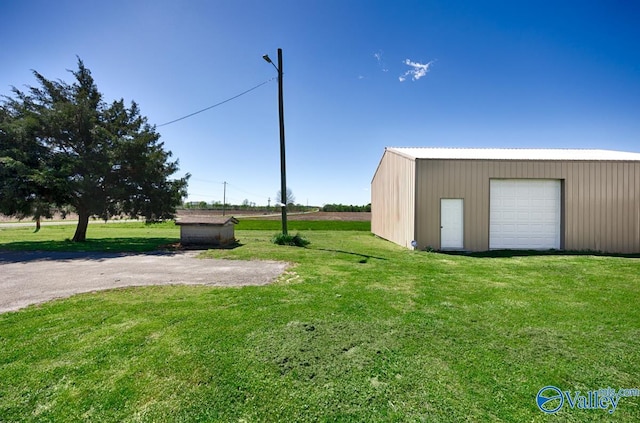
[251,211,371,222]
[178,210,371,222]
[237,219,370,231]
[0,210,371,224]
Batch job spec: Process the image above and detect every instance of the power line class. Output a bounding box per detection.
[189,177,225,184]
[189,179,270,200]
[157,77,276,127]
[226,182,270,199]
[187,173,285,205]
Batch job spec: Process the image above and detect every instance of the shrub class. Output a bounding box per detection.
[321,203,371,212]
[271,232,310,247]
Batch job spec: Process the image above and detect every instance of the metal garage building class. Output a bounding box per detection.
[371,147,640,253]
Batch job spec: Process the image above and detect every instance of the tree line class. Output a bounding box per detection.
[182,201,316,213]
[321,204,371,212]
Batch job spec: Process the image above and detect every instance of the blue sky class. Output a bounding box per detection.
[2,0,639,206]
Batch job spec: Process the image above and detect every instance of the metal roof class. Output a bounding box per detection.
[175,216,239,226]
[387,147,640,161]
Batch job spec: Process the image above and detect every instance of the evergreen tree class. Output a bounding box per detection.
[0,59,189,241]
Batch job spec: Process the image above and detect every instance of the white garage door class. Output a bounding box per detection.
[490,179,561,250]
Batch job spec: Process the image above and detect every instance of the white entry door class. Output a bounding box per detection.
[441,199,464,250]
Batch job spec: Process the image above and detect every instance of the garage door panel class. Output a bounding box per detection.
[490,179,561,249]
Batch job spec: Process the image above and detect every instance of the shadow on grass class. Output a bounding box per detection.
[0,250,181,264]
[314,248,388,262]
[439,249,640,259]
[178,241,244,251]
[0,237,179,255]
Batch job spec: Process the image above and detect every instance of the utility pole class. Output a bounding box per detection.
[223,181,227,216]
[263,48,288,235]
[277,49,288,235]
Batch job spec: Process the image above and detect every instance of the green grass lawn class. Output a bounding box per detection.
[0,223,639,421]
[0,221,180,252]
[0,219,369,252]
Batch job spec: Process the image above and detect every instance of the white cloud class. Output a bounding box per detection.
[373,50,389,72]
[399,59,434,82]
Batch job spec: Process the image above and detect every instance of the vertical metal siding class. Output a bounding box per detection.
[411,159,640,253]
[371,150,416,248]
[636,163,640,249]
[575,162,584,248]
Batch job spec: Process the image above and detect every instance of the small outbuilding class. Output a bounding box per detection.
[175,215,239,247]
[371,147,640,253]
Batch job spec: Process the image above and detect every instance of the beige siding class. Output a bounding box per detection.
[412,159,640,253]
[371,150,416,248]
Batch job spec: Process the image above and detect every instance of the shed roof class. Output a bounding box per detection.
[387,147,640,161]
[175,216,239,226]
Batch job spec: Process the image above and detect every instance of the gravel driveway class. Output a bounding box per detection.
[0,251,287,313]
